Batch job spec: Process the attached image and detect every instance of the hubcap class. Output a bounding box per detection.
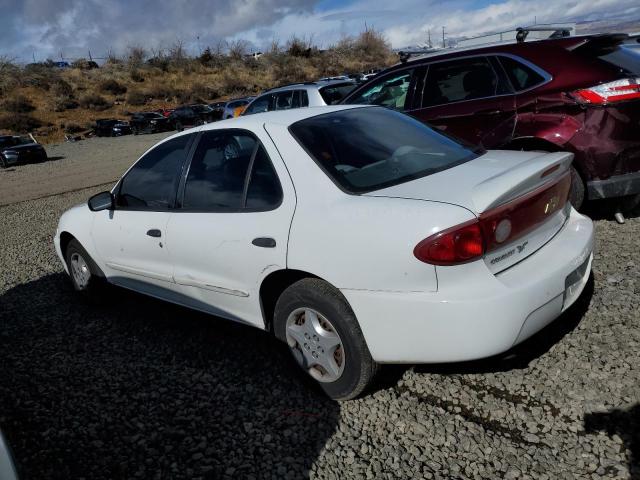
[285,308,345,383]
[70,252,91,288]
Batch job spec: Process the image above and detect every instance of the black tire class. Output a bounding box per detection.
[569,166,585,211]
[273,278,378,400]
[0,155,7,169]
[133,127,139,135]
[175,121,183,132]
[64,238,104,297]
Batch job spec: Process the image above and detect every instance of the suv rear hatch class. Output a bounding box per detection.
[367,150,573,274]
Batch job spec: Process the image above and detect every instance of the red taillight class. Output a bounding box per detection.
[414,172,572,266]
[414,220,484,265]
[573,77,640,105]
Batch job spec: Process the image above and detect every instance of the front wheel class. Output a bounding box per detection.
[274,278,378,400]
[65,239,104,297]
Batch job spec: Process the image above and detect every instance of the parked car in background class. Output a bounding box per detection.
[54,105,593,400]
[154,108,175,118]
[208,101,227,120]
[94,119,132,137]
[221,97,255,119]
[168,104,215,130]
[242,80,356,116]
[343,32,640,209]
[0,135,47,168]
[130,112,173,135]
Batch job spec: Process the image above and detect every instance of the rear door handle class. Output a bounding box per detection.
[146,229,162,238]
[252,237,276,248]
[475,109,502,116]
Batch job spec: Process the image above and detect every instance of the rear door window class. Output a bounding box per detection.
[421,57,500,107]
[181,130,282,211]
[274,91,295,110]
[498,56,546,91]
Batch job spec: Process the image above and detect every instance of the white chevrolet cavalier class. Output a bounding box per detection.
[54,106,594,399]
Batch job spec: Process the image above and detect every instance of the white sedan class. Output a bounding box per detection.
[54,106,594,400]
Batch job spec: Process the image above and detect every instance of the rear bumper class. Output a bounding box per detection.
[341,208,594,363]
[587,170,640,199]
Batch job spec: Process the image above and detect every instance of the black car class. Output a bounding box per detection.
[130,112,172,135]
[208,101,226,121]
[0,135,47,168]
[94,119,132,137]
[168,104,215,131]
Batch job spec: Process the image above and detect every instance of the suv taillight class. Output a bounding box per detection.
[573,77,640,105]
[414,172,572,266]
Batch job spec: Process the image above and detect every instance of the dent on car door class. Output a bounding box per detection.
[408,56,516,148]
[166,129,295,327]
[91,134,195,290]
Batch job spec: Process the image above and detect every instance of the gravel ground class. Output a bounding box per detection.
[0,136,639,479]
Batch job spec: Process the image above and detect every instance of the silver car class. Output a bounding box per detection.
[242,80,356,116]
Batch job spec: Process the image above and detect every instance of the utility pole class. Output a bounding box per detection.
[428,29,431,48]
[442,26,445,48]
[32,51,36,63]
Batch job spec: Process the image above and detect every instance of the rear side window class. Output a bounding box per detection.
[117,134,194,210]
[274,91,295,110]
[289,107,482,193]
[498,56,546,91]
[422,57,500,107]
[319,83,356,105]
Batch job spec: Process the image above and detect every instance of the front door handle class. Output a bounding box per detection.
[146,229,162,238]
[252,237,276,248]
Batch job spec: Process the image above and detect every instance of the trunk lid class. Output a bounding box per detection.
[366,150,574,273]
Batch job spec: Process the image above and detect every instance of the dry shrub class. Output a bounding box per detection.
[79,93,111,111]
[0,113,43,132]
[51,79,73,97]
[21,62,59,90]
[61,122,84,134]
[0,56,20,95]
[72,58,99,70]
[130,70,145,83]
[2,95,35,113]
[126,90,148,105]
[99,79,127,95]
[52,96,79,112]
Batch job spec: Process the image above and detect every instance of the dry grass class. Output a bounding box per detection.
[0,29,396,143]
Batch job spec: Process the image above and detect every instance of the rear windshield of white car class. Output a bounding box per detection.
[289,107,483,193]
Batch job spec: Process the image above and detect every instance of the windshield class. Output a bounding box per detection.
[319,83,356,105]
[289,107,483,193]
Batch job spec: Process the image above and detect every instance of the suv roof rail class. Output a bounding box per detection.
[398,49,439,63]
[515,25,573,43]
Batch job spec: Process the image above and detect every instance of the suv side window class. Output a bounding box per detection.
[274,91,294,110]
[244,95,272,115]
[298,90,309,107]
[182,130,282,211]
[116,134,194,210]
[346,70,413,110]
[422,57,500,107]
[498,56,546,91]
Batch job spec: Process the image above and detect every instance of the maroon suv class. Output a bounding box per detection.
[342,34,640,208]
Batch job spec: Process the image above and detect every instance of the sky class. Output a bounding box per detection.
[1,0,639,62]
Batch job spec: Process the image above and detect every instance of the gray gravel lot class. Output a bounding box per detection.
[0,134,639,479]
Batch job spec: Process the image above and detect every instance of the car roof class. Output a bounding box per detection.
[264,79,355,95]
[197,105,369,131]
[388,33,628,69]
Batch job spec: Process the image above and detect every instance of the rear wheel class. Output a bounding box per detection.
[175,121,183,132]
[274,278,378,400]
[0,155,7,169]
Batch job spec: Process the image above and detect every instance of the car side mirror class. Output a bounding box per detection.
[88,191,114,211]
